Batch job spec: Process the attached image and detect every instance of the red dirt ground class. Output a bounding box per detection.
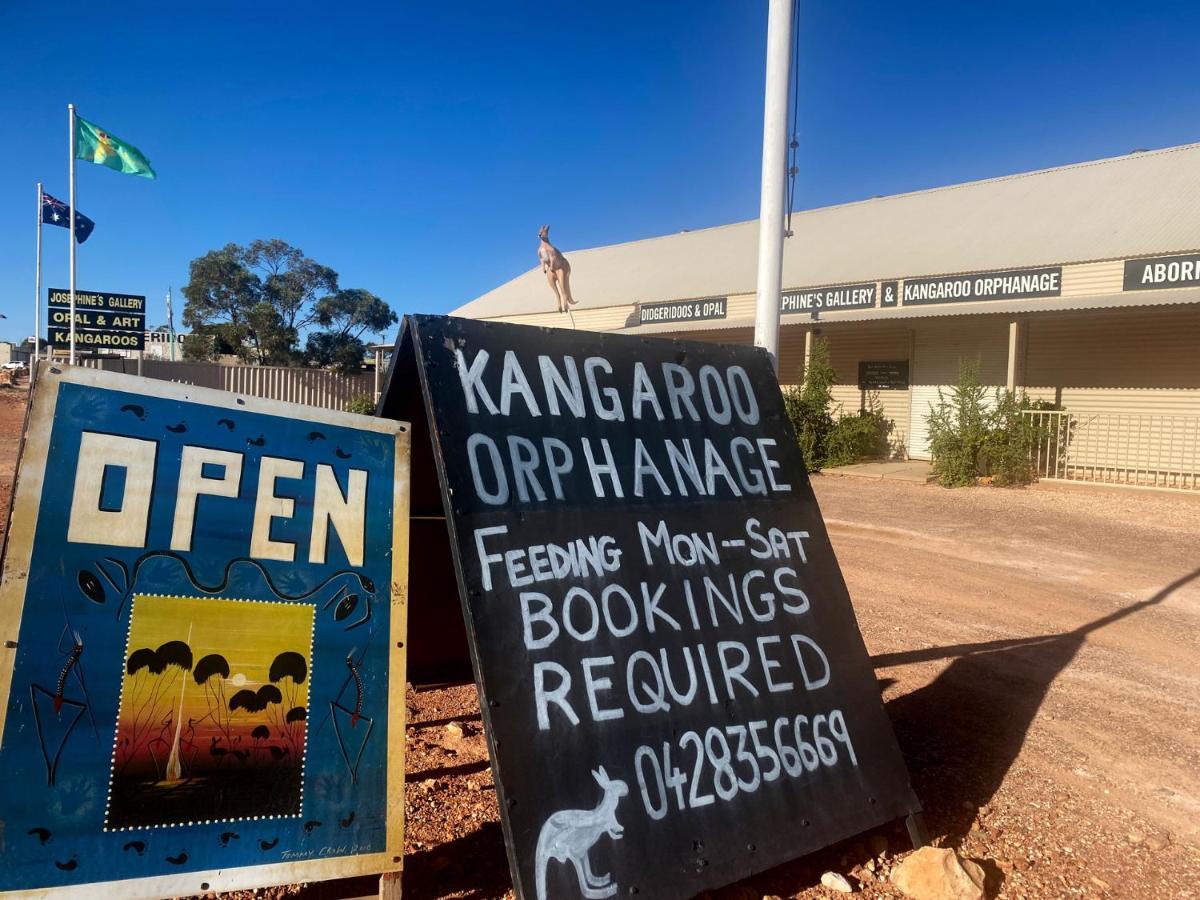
[2,384,1197,899]
[396,475,1200,900]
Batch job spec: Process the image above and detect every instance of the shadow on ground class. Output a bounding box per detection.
[401,822,510,900]
[336,568,1199,899]
[705,567,1198,898]
[881,567,1197,847]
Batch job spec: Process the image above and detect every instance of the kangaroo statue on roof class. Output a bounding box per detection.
[534,766,629,900]
[538,224,577,314]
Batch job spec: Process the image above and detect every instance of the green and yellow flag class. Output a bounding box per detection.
[74,115,156,179]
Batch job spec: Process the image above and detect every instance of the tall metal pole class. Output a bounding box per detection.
[166,286,177,361]
[68,103,78,365]
[752,0,795,375]
[35,183,43,363]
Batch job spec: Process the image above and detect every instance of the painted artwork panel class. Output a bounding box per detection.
[0,365,408,897]
[106,596,315,830]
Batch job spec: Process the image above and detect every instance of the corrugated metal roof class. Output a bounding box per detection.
[454,142,1200,319]
[616,286,1200,335]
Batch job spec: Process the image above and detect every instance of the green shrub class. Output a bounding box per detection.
[783,339,894,471]
[981,392,1039,485]
[927,362,1054,488]
[345,395,376,415]
[926,362,991,487]
[825,405,892,467]
[782,338,836,472]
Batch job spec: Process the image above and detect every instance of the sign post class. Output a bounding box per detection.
[383,315,921,900]
[0,364,410,898]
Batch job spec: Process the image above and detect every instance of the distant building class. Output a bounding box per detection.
[143,329,185,360]
[455,143,1200,489]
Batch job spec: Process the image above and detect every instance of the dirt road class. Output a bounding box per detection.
[404,476,1200,899]
[0,383,28,536]
[1,384,1197,898]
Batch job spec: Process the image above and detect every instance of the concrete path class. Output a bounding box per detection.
[822,459,935,483]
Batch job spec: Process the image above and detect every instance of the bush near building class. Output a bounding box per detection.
[783,338,891,472]
[926,362,1057,487]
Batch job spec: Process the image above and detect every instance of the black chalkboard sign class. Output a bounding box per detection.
[384,315,920,900]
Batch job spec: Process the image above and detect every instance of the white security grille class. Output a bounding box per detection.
[1024,410,1200,491]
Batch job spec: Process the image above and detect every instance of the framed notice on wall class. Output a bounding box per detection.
[0,364,409,898]
[858,360,909,390]
[383,315,920,900]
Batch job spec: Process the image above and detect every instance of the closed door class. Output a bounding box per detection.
[907,385,944,460]
[908,382,999,460]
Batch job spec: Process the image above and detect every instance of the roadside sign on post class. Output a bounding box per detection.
[0,364,410,898]
[47,288,147,351]
[382,315,921,900]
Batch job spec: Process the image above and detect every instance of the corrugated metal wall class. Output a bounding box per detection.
[899,306,1200,462]
[818,326,913,458]
[1024,305,1200,403]
[493,302,1200,480]
[907,318,1010,458]
[1021,306,1200,477]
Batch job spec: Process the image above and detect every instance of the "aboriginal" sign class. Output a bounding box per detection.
[383,315,920,900]
[1122,252,1200,291]
[0,364,409,897]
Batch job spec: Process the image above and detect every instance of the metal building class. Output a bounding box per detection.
[454,144,1200,490]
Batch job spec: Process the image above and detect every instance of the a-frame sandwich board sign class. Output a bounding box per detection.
[382,314,921,900]
[0,363,409,898]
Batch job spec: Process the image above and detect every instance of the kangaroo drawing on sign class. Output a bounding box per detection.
[535,766,628,900]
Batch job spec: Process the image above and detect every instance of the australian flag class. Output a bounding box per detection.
[41,192,95,244]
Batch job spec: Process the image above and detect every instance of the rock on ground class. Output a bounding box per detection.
[890,846,986,900]
[820,870,854,893]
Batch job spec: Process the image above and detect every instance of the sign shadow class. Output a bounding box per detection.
[876,566,1199,845]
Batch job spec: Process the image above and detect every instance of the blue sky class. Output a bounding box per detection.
[3,1,1200,344]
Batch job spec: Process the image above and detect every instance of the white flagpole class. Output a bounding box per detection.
[752,0,795,374]
[68,103,78,365]
[35,183,43,363]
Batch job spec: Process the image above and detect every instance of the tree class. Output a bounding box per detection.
[782,338,837,472]
[250,239,337,338]
[305,289,397,373]
[181,323,236,361]
[180,243,259,360]
[181,239,347,366]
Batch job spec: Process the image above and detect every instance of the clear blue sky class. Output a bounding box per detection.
[3,1,1200,344]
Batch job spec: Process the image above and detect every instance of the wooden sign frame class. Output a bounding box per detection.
[0,363,410,898]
